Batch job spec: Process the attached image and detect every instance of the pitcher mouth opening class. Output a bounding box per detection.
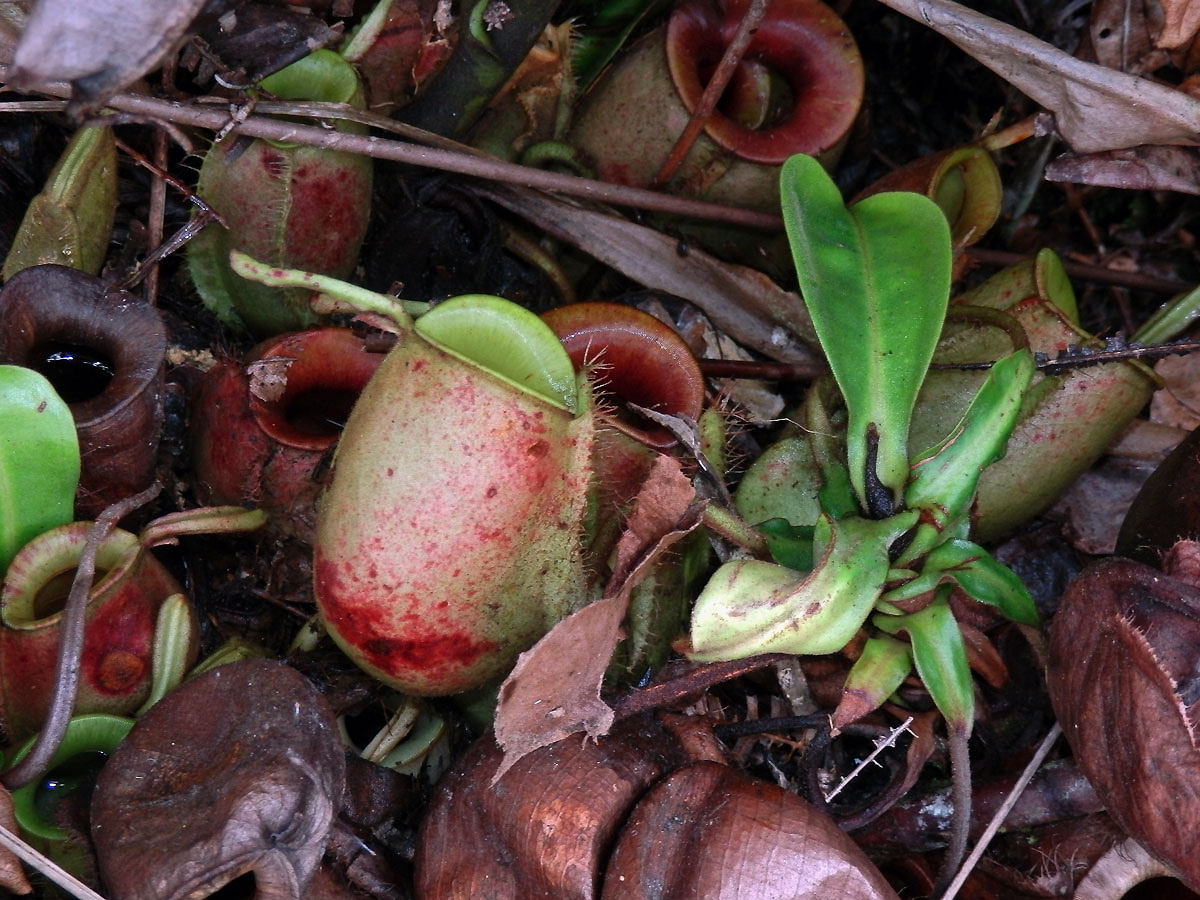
[666,0,864,164]
[1,523,138,631]
[248,329,384,452]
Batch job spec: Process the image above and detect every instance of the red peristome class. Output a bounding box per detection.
[667,0,863,164]
[542,302,704,450]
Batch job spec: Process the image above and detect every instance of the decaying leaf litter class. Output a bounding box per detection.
[2,0,1200,898]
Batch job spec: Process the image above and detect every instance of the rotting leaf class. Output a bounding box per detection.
[90,659,345,900]
[875,0,1200,154]
[6,0,209,112]
[1117,423,1200,564]
[1045,145,1200,196]
[493,455,702,780]
[1046,554,1200,892]
[603,761,901,900]
[1085,0,1168,76]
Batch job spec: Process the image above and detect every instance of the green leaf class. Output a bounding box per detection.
[882,539,1038,626]
[874,587,974,734]
[757,518,815,572]
[902,349,1034,562]
[688,510,916,662]
[0,366,80,576]
[832,632,913,731]
[781,154,952,514]
[415,295,580,412]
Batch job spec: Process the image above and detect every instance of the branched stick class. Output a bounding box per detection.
[823,716,914,802]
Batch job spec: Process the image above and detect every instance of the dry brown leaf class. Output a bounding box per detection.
[1151,353,1200,428]
[1086,0,1169,75]
[493,456,702,780]
[876,0,1200,153]
[604,761,901,900]
[1160,0,1200,48]
[0,789,31,895]
[418,717,692,900]
[1049,460,1154,555]
[91,659,345,900]
[1045,145,1200,194]
[478,184,821,363]
[6,0,208,110]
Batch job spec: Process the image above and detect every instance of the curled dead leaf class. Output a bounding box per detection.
[1045,145,1200,196]
[492,456,702,779]
[1046,555,1200,891]
[91,659,345,900]
[1117,424,1200,564]
[416,716,692,900]
[604,760,900,900]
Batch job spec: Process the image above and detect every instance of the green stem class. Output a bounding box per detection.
[934,724,973,898]
[228,251,425,329]
[701,504,770,557]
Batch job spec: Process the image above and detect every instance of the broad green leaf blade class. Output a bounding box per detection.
[924,539,1038,625]
[832,632,913,731]
[902,349,1034,562]
[688,511,916,662]
[875,588,974,734]
[415,294,580,412]
[0,366,80,575]
[781,154,952,513]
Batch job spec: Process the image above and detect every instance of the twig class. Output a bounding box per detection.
[932,335,1200,373]
[611,654,793,721]
[938,723,1062,900]
[966,246,1191,295]
[977,114,1037,151]
[0,825,108,900]
[823,716,914,802]
[652,0,772,186]
[2,483,163,791]
[699,357,827,380]
[0,68,784,231]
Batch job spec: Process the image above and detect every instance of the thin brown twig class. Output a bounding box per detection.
[144,128,168,304]
[2,483,163,791]
[611,654,792,721]
[0,69,785,231]
[652,0,772,186]
[965,246,1191,294]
